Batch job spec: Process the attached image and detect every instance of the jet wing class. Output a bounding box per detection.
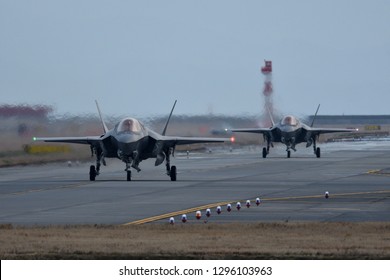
[306,127,357,136]
[158,136,230,146]
[33,136,102,145]
[230,128,272,134]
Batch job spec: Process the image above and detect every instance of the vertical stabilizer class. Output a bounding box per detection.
[162,100,177,136]
[266,106,275,126]
[310,104,321,127]
[95,100,108,133]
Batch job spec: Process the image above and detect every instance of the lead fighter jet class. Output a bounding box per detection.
[231,105,356,158]
[34,100,229,181]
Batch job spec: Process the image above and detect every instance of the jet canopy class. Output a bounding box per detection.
[280,115,299,126]
[116,118,144,134]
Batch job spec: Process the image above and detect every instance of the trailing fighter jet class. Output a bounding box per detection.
[34,100,229,181]
[230,105,357,158]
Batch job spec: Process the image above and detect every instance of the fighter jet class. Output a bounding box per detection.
[231,105,356,158]
[34,100,229,181]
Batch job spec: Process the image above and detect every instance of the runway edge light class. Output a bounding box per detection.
[227,204,232,212]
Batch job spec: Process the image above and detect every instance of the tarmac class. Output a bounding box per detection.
[0,141,389,225]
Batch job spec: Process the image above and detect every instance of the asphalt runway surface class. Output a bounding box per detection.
[1,141,390,225]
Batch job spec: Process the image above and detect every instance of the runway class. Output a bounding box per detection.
[0,141,389,225]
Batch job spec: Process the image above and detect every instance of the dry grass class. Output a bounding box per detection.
[1,222,389,259]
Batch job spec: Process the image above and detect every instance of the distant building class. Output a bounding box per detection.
[0,104,53,119]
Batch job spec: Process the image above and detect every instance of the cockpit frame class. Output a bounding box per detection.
[116,118,144,134]
[280,115,299,126]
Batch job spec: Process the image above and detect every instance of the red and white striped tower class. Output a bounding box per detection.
[261,60,273,126]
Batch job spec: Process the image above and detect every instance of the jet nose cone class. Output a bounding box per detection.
[118,134,140,143]
[282,125,296,133]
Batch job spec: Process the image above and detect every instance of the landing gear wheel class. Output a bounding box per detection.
[316,147,321,158]
[170,165,177,181]
[287,151,291,158]
[127,170,132,181]
[89,165,96,181]
[262,147,267,158]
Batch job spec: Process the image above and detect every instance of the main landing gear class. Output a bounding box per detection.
[166,159,177,181]
[313,140,321,158]
[165,148,177,181]
[262,141,271,158]
[262,147,267,158]
[89,146,105,181]
[169,165,177,181]
[315,147,321,158]
[89,165,97,181]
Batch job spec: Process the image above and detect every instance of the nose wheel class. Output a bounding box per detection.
[287,150,291,158]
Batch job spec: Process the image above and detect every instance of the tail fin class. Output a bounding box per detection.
[95,100,108,133]
[162,100,177,136]
[310,104,321,127]
[266,106,275,126]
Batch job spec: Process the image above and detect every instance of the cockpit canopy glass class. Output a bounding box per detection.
[281,115,299,126]
[116,118,144,134]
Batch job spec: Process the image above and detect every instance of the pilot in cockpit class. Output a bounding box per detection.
[281,116,298,126]
[117,118,143,134]
[122,119,134,132]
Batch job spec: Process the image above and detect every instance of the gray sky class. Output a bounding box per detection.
[1,0,389,118]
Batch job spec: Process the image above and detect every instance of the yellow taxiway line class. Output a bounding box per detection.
[123,190,390,225]
[123,201,233,225]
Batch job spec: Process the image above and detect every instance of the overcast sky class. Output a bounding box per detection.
[1,0,389,118]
